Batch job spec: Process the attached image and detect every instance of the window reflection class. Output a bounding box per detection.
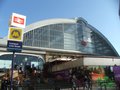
[23,22,117,56]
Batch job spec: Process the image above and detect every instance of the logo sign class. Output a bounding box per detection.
[81,40,87,46]
[7,13,26,52]
[7,40,22,52]
[8,27,23,42]
[10,13,26,28]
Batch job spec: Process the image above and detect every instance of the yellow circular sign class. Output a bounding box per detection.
[11,29,21,38]
[8,27,23,41]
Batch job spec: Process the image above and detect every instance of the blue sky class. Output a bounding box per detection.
[0,0,120,55]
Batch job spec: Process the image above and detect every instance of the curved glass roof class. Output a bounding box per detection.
[23,18,119,56]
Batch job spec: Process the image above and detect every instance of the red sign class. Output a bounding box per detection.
[10,13,26,28]
[13,16,24,25]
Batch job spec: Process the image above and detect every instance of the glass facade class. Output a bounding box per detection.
[23,18,118,56]
[0,54,44,70]
[23,23,77,50]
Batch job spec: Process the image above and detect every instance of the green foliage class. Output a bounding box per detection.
[97,76,115,87]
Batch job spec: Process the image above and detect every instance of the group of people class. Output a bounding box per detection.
[1,75,10,90]
[0,64,40,90]
[1,65,120,90]
[69,66,92,89]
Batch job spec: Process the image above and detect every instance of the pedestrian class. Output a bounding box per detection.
[72,75,77,90]
[1,76,10,90]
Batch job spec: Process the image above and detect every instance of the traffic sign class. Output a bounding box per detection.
[8,27,23,41]
[8,13,26,90]
[10,13,26,28]
[7,40,22,52]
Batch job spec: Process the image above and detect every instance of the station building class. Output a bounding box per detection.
[0,17,120,71]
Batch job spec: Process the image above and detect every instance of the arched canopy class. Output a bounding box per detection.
[23,18,119,56]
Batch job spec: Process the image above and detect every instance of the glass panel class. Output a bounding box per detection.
[63,23,76,50]
[50,24,64,49]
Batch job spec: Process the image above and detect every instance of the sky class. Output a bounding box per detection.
[0,0,120,55]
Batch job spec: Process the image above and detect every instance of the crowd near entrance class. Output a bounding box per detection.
[0,54,120,90]
[42,59,120,90]
[0,53,44,90]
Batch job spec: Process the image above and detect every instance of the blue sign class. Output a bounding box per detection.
[7,40,22,52]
